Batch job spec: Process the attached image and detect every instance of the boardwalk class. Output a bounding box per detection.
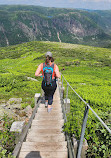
[19,85,68,158]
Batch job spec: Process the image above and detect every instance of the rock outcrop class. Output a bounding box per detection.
[0,98,33,131]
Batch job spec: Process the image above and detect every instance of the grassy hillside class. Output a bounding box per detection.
[0,41,111,157]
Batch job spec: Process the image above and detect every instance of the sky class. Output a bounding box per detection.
[0,0,111,10]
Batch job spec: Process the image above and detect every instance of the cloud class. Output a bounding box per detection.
[69,0,111,2]
[83,0,111,2]
[0,0,111,10]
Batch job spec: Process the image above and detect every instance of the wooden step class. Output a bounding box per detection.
[27,129,63,136]
[30,125,63,130]
[52,100,61,104]
[38,106,61,110]
[39,103,61,107]
[19,151,68,158]
[37,108,62,112]
[27,133,65,141]
[34,115,63,120]
[32,120,64,126]
[39,102,61,107]
[26,134,65,142]
[35,112,63,117]
[20,142,67,152]
[35,111,63,116]
[28,128,63,133]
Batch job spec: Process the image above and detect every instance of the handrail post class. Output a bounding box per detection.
[66,83,69,112]
[62,77,64,100]
[62,76,63,88]
[77,105,89,158]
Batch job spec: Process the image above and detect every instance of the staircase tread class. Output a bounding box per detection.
[32,120,64,126]
[28,128,63,134]
[34,117,63,120]
[19,151,67,158]
[27,133,65,139]
[37,109,62,112]
[20,142,67,152]
[35,114,63,117]
[36,111,63,115]
[26,134,65,142]
[30,125,63,129]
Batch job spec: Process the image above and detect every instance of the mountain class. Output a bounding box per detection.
[88,10,111,35]
[0,5,111,47]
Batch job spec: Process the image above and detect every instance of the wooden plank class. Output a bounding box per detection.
[31,120,64,126]
[39,106,62,110]
[19,151,68,158]
[27,131,63,137]
[27,133,65,140]
[26,134,65,142]
[28,128,63,134]
[37,108,62,112]
[30,125,63,129]
[34,115,63,120]
[20,142,67,152]
[35,112,63,117]
[36,111,63,116]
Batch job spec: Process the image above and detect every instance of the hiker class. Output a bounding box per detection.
[35,51,60,112]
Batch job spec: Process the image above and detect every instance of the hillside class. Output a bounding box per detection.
[0,41,111,157]
[0,5,111,47]
[92,10,111,35]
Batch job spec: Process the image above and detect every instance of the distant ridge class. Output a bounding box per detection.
[0,5,111,47]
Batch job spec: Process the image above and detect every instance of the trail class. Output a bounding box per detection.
[1,26,9,46]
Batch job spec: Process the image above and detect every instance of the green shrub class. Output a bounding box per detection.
[0,114,16,157]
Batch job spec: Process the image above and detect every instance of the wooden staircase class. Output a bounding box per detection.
[19,85,68,158]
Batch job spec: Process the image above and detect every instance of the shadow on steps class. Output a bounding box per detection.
[25,151,42,158]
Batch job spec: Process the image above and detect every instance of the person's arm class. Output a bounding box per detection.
[55,64,61,78]
[35,64,42,77]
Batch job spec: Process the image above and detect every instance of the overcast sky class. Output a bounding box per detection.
[0,0,111,10]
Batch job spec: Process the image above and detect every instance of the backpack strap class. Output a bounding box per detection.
[52,63,56,79]
[43,63,45,67]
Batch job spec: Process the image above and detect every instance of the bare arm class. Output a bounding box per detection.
[35,64,42,77]
[55,65,61,78]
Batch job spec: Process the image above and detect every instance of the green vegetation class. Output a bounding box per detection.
[0,114,16,158]
[0,41,111,157]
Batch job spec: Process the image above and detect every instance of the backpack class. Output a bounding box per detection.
[43,63,54,86]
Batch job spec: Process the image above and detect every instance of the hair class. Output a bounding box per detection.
[51,57,54,62]
[45,55,52,64]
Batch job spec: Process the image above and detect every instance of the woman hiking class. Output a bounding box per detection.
[35,51,60,112]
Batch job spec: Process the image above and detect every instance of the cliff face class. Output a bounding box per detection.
[0,5,111,47]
